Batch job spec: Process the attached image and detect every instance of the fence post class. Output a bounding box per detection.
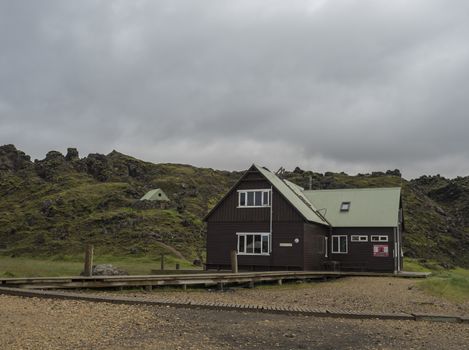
[83,244,94,277]
[160,253,165,271]
[230,250,238,273]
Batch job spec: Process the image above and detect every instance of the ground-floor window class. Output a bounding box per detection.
[237,233,271,255]
[331,235,348,254]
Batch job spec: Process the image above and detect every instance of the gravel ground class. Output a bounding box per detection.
[112,277,469,315]
[1,294,468,350]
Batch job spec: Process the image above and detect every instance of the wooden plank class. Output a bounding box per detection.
[0,270,430,290]
[83,245,94,277]
[230,250,238,274]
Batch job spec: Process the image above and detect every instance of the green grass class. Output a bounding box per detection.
[403,258,435,272]
[418,268,469,302]
[403,258,469,302]
[0,254,200,278]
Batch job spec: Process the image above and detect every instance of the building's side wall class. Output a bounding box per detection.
[329,227,396,272]
[206,169,309,270]
[303,223,329,270]
[399,221,404,271]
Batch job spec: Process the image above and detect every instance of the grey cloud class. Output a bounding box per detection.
[1,0,469,177]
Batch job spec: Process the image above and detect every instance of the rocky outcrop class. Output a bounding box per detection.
[34,151,68,181]
[85,153,112,182]
[0,144,32,172]
[65,148,79,162]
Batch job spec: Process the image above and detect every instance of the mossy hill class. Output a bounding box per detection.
[1,144,469,267]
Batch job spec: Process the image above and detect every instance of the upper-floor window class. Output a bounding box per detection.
[238,189,271,207]
[340,201,351,212]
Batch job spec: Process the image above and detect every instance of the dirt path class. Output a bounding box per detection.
[1,294,468,349]
[113,276,469,316]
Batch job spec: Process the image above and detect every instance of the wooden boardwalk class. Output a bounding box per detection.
[0,270,430,290]
[1,284,466,324]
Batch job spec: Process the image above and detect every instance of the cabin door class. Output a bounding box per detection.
[310,234,325,270]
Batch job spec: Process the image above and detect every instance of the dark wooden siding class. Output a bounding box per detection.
[399,223,404,271]
[329,227,396,272]
[208,171,304,223]
[206,221,305,270]
[303,223,329,270]
[206,168,307,270]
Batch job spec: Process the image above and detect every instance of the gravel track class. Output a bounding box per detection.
[0,277,469,350]
[112,276,469,316]
[1,289,469,349]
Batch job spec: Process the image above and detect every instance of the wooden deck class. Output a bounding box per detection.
[0,270,430,290]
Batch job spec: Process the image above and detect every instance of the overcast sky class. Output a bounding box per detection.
[1,1,469,178]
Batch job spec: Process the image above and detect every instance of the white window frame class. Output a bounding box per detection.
[371,235,389,242]
[331,235,348,254]
[237,189,271,208]
[236,233,271,255]
[351,235,368,242]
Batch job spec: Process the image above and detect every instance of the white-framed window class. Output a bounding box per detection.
[371,235,388,242]
[238,189,271,208]
[351,235,368,242]
[340,201,351,212]
[237,233,271,255]
[331,235,348,254]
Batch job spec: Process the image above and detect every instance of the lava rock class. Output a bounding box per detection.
[85,153,113,181]
[0,144,32,172]
[41,200,55,217]
[91,264,128,276]
[65,148,79,161]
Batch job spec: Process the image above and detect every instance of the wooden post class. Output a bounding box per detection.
[83,244,94,277]
[160,253,165,271]
[230,250,238,274]
[176,263,180,270]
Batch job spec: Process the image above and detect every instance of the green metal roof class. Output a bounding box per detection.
[140,188,170,202]
[303,187,401,227]
[254,165,329,226]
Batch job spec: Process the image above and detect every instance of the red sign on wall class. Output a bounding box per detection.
[373,244,389,257]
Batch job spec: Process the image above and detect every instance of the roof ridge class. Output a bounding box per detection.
[304,187,401,192]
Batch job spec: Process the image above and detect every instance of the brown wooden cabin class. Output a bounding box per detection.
[204,164,404,273]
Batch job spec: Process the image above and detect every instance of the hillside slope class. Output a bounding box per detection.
[1,145,469,267]
[0,145,239,261]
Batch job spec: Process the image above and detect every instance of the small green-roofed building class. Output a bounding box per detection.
[140,189,170,202]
